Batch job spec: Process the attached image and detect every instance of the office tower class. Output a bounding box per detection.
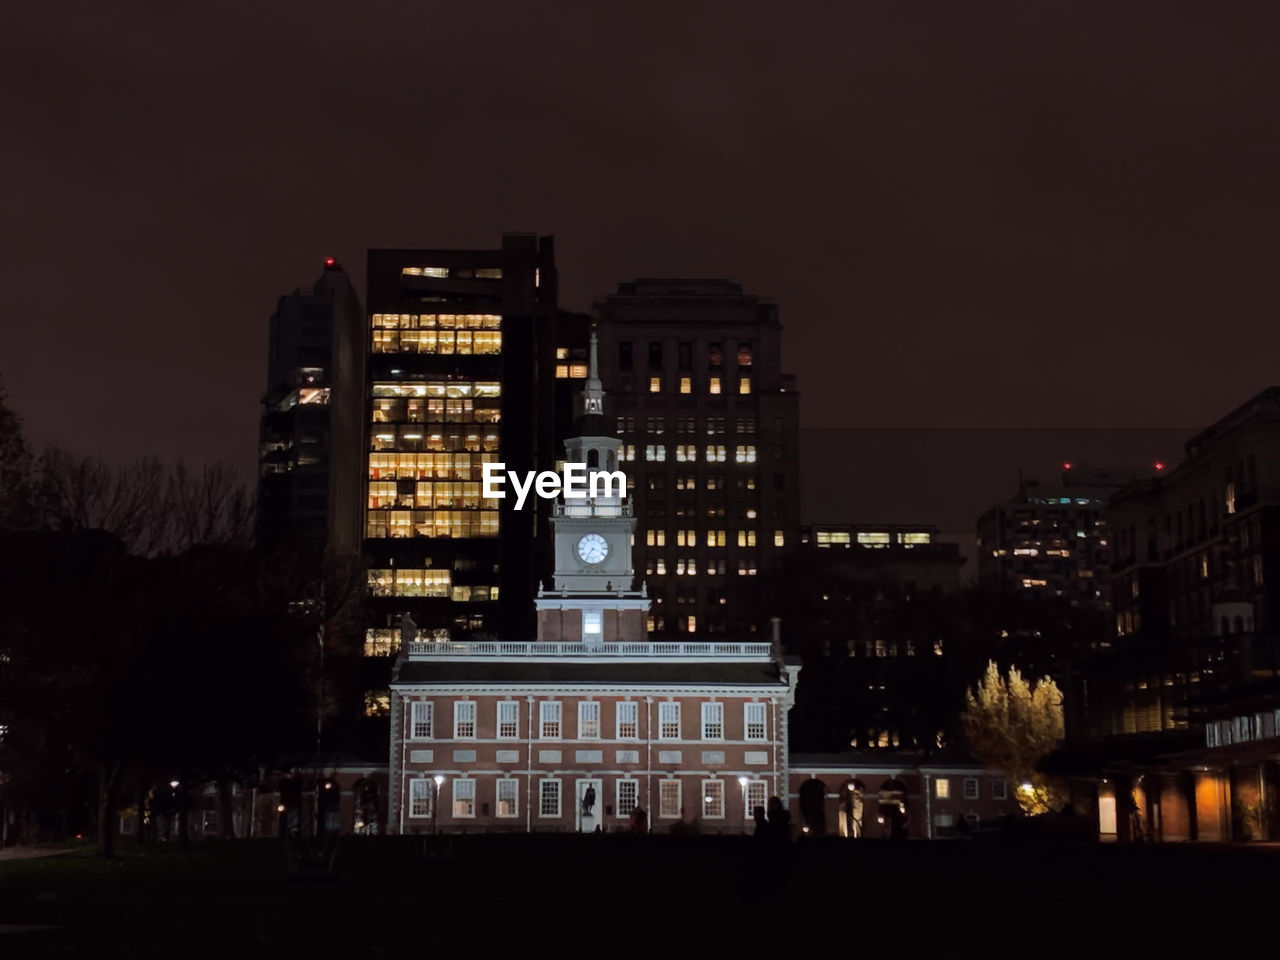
[976,463,1155,610]
[362,234,588,665]
[595,279,801,638]
[257,258,364,553]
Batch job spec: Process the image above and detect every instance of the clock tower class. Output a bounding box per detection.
[535,330,650,646]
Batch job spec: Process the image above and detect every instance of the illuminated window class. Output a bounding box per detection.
[815,530,851,547]
[898,531,931,545]
[645,444,667,462]
[617,780,639,817]
[774,530,785,547]
[656,559,667,575]
[679,376,692,394]
[686,615,697,632]
[735,445,757,464]
[540,701,562,739]
[739,377,751,394]
[702,779,725,818]
[452,779,475,818]
[676,445,698,462]
[706,445,726,462]
[649,377,662,393]
[737,530,757,548]
[454,701,476,739]
[935,778,950,799]
[555,365,570,378]
[658,702,680,739]
[539,779,561,818]
[701,702,723,740]
[708,530,727,547]
[411,701,433,739]
[402,266,448,277]
[745,702,767,740]
[857,532,891,548]
[620,444,636,462]
[737,560,757,575]
[1226,483,1237,514]
[709,377,722,395]
[497,701,519,739]
[579,701,601,740]
[582,609,602,645]
[476,267,502,279]
[676,530,697,547]
[409,779,432,817]
[569,364,588,378]
[617,701,639,739]
[364,691,390,717]
[496,778,518,817]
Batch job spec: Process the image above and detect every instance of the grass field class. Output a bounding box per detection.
[2,835,1276,958]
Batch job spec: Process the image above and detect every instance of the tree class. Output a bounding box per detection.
[962,660,1065,814]
[0,375,34,530]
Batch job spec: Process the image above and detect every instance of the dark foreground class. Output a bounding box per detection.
[2,835,1277,958]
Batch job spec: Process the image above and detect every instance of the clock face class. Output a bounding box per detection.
[576,533,609,565]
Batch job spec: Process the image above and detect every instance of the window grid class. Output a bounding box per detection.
[617,780,639,817]
[579,701,601,740]
[411,701,433,739]
[745,780,767,819]
[744,702,767,741]
[963,778,979,800]
[453,779,476,818]
[497,701,519,739]
[539,779,561,818]
[702,779,725,819]
[409,779,432,817]
[454,701,476,739]
[496,778,519,818]
[701,702,724,741]
[540,701,562,739]
[617,701,639,739]
[658,702,681,740]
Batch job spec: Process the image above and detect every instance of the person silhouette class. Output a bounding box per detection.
[582,785,597,817]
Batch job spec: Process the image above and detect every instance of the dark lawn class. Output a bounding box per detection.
[1,835,1276,958]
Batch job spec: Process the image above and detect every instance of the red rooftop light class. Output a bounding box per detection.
[324,257,336,267]
[1062,462,1072,470]
[1155,461,1166,471]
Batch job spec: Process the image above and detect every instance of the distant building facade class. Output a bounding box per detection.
[257,259,364,553]
[1053,389,1280,842]
[595,279,801,640]
[976,464,1154,610]
[387,338,799,834]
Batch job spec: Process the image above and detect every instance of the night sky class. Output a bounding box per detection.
[6,2,1280,554]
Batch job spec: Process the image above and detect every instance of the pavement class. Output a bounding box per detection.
[0,847,78,861]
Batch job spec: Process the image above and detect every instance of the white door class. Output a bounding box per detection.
[576,778,602,832]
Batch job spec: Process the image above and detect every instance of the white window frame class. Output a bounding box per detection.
[410,700,433,740]
[408,778,432,818]
[744,702,767,741]
[701,702,724,741]
[454,700,476,740]
[578,701,601,740]
[452,778,476,818]
[658,701,681,740]
[583,609,603,645]
[539,778,562,818]
[659,779,682,819]
[497,701,519,740]
[702,779,725,819]
[616,701,639,740]
[744,779,767,820]
[540,701,562,739]
[496,778,519,818]
[963,777,979,800]
[617,779,639,817]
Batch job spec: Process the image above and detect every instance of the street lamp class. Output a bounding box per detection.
[433,775,445,836]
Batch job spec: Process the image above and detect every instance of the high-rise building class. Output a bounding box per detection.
[595,279,801,638]
[976,464,1156,610]
[257,258,364,553]
[361,235,588,669]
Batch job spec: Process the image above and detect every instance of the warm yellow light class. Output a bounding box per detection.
[276,804,286,813]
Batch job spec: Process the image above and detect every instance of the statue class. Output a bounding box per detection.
[581,785,597,817]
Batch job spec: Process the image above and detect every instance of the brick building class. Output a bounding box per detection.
[387,333,800,834]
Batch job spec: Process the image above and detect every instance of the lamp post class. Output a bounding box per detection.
[738,776,749,826]
[433,775,444,836]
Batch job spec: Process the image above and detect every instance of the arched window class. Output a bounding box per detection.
[587,449,599,468]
